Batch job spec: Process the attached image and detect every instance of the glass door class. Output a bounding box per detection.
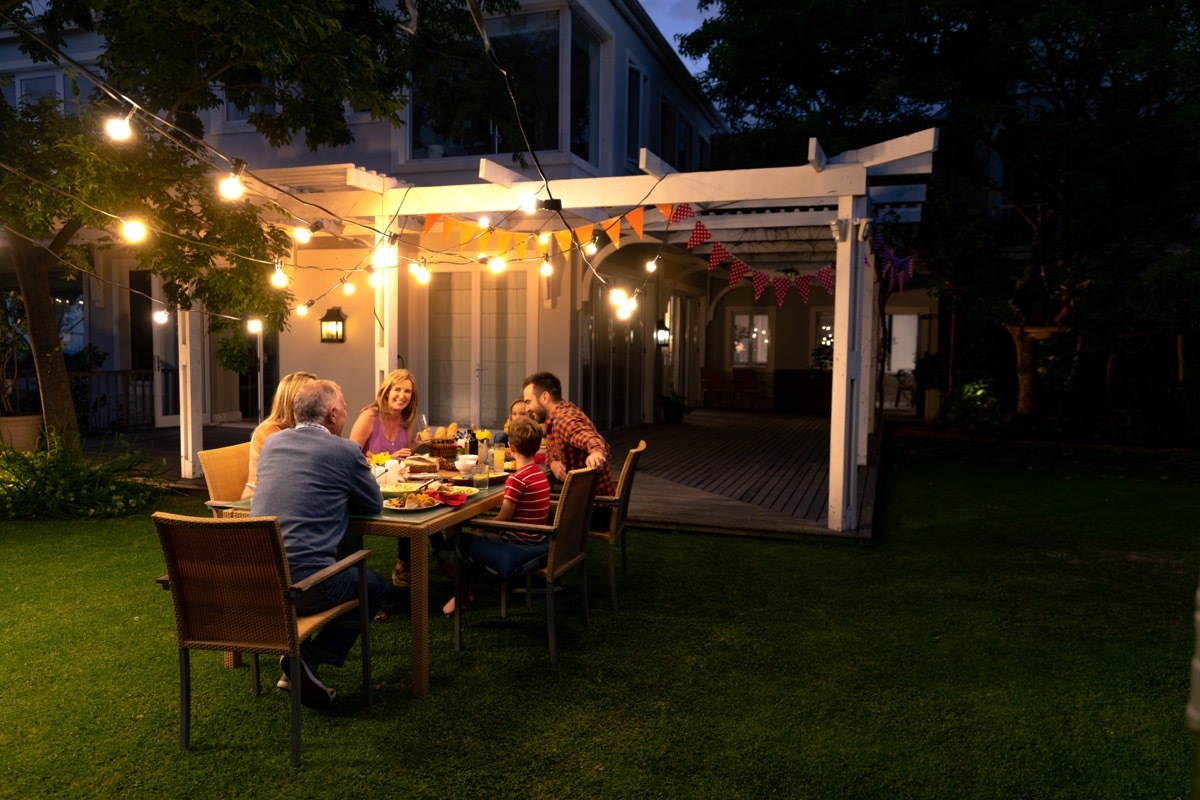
[151,275,180,427]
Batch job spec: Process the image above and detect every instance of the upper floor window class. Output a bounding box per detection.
[626,64,645,164]
[15,73,61,104]
[410,11,559,159]
[569,13,601,166]
[224,96,276,125]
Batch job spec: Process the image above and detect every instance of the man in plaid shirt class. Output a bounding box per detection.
[522,371,615,526]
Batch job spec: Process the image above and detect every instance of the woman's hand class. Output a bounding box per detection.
[392,447,412,459]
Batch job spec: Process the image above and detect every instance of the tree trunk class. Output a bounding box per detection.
[1005,324,1057,418]
[11,230,82,456]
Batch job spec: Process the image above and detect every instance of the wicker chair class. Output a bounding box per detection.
[588,440,646,612]
[453,467,598,664]
[152,512,373,766]
[196,442,252,519]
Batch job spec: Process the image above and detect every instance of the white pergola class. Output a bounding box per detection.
[179,128,937,532]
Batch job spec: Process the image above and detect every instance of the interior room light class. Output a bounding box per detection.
[540,255,553,277]
[610,287,628,306]
[152,308,170,325]
[246,318,263,334]
[121,219,148,243]
[219,159,248,201]
[105,111,133,141]
[487,256,506,273]
[270,262,288,288]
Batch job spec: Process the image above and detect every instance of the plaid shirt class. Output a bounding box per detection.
[543,400,615,497]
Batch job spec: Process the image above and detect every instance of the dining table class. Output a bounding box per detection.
[207,479,505,698]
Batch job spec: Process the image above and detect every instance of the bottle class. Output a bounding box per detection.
[466,426,477,455]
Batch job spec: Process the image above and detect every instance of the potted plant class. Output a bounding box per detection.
[0,291,43,450]
[658,387,690,424]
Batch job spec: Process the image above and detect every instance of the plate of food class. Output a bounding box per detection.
[437,485,480,497]
[445,470,507,485]
[383,493,442,512]
[380,482,427,497]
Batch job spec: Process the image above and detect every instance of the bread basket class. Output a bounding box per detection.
[427,438,461,460]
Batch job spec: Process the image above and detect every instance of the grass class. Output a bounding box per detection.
[1,426,1197,799]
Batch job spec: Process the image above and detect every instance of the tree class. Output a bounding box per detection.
[681,0,1200,418]
[1,0,518,453]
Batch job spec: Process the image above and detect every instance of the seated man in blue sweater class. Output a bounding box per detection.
[251,379,388,709]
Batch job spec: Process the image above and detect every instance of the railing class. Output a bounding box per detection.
[70,370,156,432]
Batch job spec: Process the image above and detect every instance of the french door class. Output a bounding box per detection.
[130,271,180,427]
[425,267,536,429]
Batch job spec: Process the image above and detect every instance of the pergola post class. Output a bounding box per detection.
[177,308,205,479]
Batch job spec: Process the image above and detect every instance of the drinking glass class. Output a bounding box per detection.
[471,463,490,491]
[415,413,430,443]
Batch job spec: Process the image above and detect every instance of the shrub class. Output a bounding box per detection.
[0,432,165,519]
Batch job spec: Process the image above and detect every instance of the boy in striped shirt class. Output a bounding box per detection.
[444,416,551,615]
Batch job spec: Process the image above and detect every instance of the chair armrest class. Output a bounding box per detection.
[468,518,554,537]
[292,549,371,594]
[593,495,618,507]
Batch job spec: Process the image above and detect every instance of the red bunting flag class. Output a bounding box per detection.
[816,265,835,294]
[669,202,696,225]
[423,213,441,237]
[708,242,731,270]
[751,270,769,300]
[773,275,791,307]
[794,274,811,304]
[686,220,712,249]
[729,257,749,286]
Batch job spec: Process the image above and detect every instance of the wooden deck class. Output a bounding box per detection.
[605,410,876,540]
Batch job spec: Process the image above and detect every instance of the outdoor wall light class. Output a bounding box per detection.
[655,320,670,348]
[320,306,346,343]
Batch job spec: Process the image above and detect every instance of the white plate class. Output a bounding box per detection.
[382,497,443,512]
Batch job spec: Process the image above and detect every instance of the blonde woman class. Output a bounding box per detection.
[241,371,318,499]
[349,369,422,585]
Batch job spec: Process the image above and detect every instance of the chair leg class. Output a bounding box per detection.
[179,649,191,752]
[545,577,557,665]
[500,579,509,618]
[250,652,261,695]
[289,656,302,767]
[358,566,371,707]
[455,549,465,650]
[581,558,590,633]
[607,544,619,613]
[223,650,243,669]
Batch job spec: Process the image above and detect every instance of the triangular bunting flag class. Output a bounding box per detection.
[442,217,458,247]
[751,270,769,300]
[574,224,594,248]
[774,275,791,307]
[669,202,696,225]
[729,257,749,286]
[459,221,476,247]
[626,207,645,239]
[816,265,835,294]
[794,274,811,304]
[686,220,712,250]
[708,242,731,270]
[601,216,622,249]
[423,213,441,237]
[655,203,674,222]
[495,230,513,254]
[476,227,493,251]
[516,235,529,260]
[553,229,574,257]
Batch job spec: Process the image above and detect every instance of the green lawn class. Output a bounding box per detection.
[1,427,1197,799]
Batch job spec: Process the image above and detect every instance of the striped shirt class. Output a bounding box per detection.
[503,463,552,542]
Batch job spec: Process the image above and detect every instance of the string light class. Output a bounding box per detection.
[104,110,133,141]
[478,215,489,228]
[538,232,551,246]
[121,218,148,243]
[415,265,430,284]
[519,194,538,214]
[540,254,553,277]
[645,256,659,273]
[270,261,288,288]
[152,308,170,324]
[368,265,384,288]
[616,296,638,320]
[487,256,506,273]
[584,237,598,256]
[295,301,312,317]
[294,220,324,244]
[246,317,263,334]
[218,158,247,201]
[342,277,355,295]
[372,232,399,268]
[610,287,628,306]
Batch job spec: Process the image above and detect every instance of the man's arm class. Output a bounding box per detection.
[343,443,383,515]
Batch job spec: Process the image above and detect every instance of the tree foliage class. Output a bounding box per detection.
[682,0,1200,421]
[0,0,517,451]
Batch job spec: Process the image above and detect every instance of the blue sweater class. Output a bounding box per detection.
[250,425,383,580]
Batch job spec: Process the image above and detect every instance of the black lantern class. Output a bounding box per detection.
[655,320,670,348]
[320,306,346,343]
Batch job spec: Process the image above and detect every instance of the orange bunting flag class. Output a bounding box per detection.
[554,229,574,256]
[459,222,477,247]
[655,203,674,222]
[442,217,458,247]
[423,213,441,237]
[574,224,594,247]
[495,229,513,254]
[626,207,645,239]
[516,235,530,260]
[601,216,622,249]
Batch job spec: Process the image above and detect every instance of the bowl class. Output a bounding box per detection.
[454,457,477,474]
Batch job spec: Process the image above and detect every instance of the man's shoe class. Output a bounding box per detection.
[278,655,336,710]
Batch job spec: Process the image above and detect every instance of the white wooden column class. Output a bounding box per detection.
[374,221,401,388]
[859,261,879,452]
[177,308,205,479]
[828,194,869,531]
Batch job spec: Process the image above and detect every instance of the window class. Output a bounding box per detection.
[813,311,834,369]
[885,314,919,372]
[570,13,601,165]
[411,11,559,159]
[224,96,276,125]
[731,309,770,366]
[17,73,60,103]
[625,64,645,163]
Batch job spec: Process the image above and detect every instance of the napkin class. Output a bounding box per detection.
[428,490,467,507]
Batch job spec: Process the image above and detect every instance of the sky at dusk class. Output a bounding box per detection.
[637,0,713,74]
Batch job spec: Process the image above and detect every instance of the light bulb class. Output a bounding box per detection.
[416,266,431,284]
[270,266,288,288]
[343,279,355,295]
[645,258,658,273]
[122,219,148,243]
[478,215,489,229]
[219,173,244,200]
[295,303,309,317]
[617,297,637,320]
[538,232,551,246]
[369,269,384,288]
[105,114,132,141]
[152,308,169,325]
[372,240,398,269]
[610,288,628,306]
[540,257,553,277]
[584,239,598,256]
[487,256,506,273]
[408,261,420,275]
[519,194,538,214]
[246,318,263,334]
[293,225,312,244]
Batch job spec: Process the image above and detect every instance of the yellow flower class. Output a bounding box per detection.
[503,420,510,434]
[474,428,492,441]
[370,452,391,466]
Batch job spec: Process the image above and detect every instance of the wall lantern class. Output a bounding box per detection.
[655,320,670,348]
[320,306,346,343]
